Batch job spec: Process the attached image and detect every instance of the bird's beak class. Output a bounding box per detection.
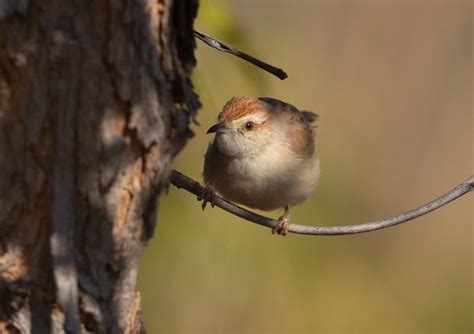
[207,122,226,134]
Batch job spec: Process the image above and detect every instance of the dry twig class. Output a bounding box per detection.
[194,29,288,80]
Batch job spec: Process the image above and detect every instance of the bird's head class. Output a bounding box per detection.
[207,96,278,157]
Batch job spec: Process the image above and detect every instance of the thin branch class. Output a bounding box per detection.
[170,170,474,236]
[193,29,288,80]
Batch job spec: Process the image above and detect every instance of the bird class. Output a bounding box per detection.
[201,96,320,236]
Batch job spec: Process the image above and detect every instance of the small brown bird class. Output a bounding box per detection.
[202,96,320,235]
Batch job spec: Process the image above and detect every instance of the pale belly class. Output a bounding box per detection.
[205,148,320,211]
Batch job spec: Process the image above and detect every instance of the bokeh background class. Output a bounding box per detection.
[138,1,473,333]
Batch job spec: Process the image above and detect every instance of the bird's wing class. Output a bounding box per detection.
[258,97,317,157]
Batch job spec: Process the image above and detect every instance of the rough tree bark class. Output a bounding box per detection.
[0,0,200,332]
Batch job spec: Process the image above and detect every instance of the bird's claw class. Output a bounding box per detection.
[272,216,290,236]
[272,206,290,236]
[197,185,216,210]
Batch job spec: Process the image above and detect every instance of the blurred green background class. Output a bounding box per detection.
[138,1,473,333]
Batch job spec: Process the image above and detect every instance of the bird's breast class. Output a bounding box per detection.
[206,144,320,211]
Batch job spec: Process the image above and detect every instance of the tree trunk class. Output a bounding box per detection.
[0,0,199,332]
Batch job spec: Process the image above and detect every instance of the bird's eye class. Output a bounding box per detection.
[244,121,254,131]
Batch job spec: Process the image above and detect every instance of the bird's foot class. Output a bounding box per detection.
[272,206,290,236]
[197,185,216,210]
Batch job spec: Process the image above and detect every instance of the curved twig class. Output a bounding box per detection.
[170,170,474,235]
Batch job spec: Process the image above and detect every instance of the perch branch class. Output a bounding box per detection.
[193,29,288,80]
[170,170,474,235]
